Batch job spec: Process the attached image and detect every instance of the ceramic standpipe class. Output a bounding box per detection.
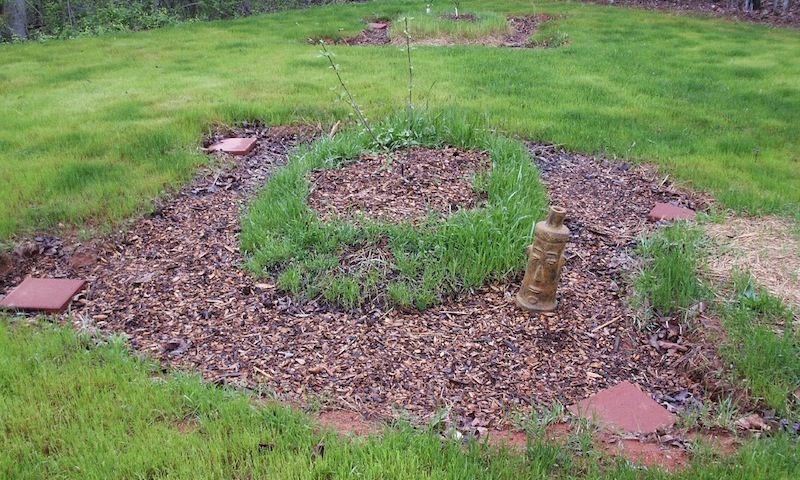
[516,206,570,312]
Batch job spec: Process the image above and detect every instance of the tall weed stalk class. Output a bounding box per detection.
[318,41,378,146]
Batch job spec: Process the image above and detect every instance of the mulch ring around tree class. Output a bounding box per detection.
[2,124,731,438]
[339,15,556,47]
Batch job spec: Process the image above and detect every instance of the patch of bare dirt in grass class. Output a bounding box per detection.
[705,216,800,314]
[317,410,380,437]
[308,147,490,224]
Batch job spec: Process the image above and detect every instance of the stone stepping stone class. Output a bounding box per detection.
[0,277,87,313]
[569,381,676,433]
[207,138,257,156]
[647,202,696,222]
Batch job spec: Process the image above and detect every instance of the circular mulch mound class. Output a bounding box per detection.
[308,147,490,224]
[1,130,719,429]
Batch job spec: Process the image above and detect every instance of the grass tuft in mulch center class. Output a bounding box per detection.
[241,111,547,311]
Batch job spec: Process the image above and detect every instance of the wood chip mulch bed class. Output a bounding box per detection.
[2,129,718,429]
[308,147,490,224]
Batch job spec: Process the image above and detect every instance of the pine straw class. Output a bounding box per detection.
[705,216,800,314]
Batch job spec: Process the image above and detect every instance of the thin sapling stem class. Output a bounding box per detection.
[319,40,379,146]
[404,17,414,164]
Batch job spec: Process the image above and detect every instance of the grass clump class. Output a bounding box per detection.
[241,109,547,310]
[633,222,800,414]
[633,222,709,319]
[389,9,511,43]
[718,274,800,414]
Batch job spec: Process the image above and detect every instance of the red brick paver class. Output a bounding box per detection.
[569,381,676,433]
[647,202,696,222]
[0,277,87,313]
[207,138,257,156]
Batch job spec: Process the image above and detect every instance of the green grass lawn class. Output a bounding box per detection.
[1,0,799,239]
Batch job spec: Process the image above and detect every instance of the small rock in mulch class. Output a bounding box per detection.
[569,381,676,433]
[0,277,87,313]
[647,202,696,223]
[207,137,257,156]
[308,147,490,224]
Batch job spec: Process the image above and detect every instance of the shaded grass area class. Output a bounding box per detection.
[1,1,799,239]
[3,318,800,479]
[241,111,547,309]
[633,222,800,415]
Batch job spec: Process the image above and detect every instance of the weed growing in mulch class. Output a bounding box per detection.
[632,222,800,416]
[241,110,547,310]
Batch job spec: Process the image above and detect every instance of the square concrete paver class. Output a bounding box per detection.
[0,277,87,313]
[569,381,675,433]
[207,138,257,156]
[647,202,696,222]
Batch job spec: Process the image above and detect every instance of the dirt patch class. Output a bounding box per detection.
[317,410,380,436]
[581,0,800,28]
[0,253,16,278]
[336,24,391,46]
[705,216,800,314]
[505,15,560,47]
[313,412,726,472]
[308,147,490,224]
